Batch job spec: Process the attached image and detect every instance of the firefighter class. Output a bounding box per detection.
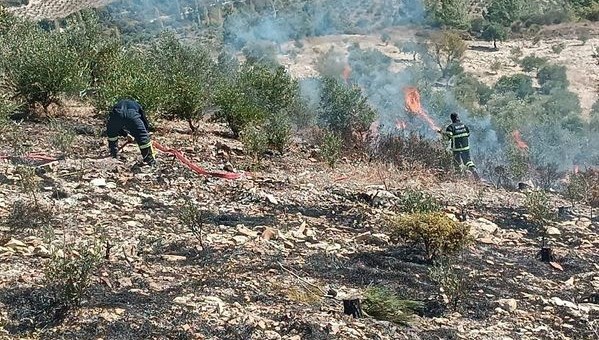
[106,99,156,166]
[438,113,479,179]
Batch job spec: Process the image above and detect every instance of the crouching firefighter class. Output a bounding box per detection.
[438,113,479,180]
[106,99,156,166]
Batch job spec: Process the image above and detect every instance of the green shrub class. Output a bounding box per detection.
[520,55,548,72]
[44,240,103,320]
[481,21,507,49]
[242,40,279,67]
[454,74,493,108]
[93,47,162,117]
[216,64,298,137]
[321,131,342,168]
[374,133,454,172]
[264,112,292,154]
[0,19,90,115]
[362,286,423,325]
[389,212,470,261]
[178,200,207,247]
[240,124,269,162]
[149,32,218,132]
[398,189,442,214]
[551,42,566,54]
[537,64,568,88]
[524,190,555,230]
[429,260,469,308]
[49,119,76,156]
[494,74,534,98]
[318,77,376,142]
[314,46,346,79]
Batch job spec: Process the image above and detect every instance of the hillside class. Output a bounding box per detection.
[0,1,598,339]
[0,113,597,339]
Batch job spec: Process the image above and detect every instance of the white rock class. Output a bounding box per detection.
[162,255,187,262]
[233,235,249,245]
[496,298,518,312]
[90,178,107,187]
[5,238,27,249]
[468,218,498,237]
[546,227,561,236]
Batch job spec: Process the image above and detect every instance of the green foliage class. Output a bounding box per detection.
[389,212,471,261]
[426,0,471,29]
[375,134,454,172]
[395,39,427,61]
[242,40,279,67]
[240,124,269,161]
[44,240,103,319]
[216,64,298,137]
[537,64,568,89]
[0,93,21,129]
[362,286,423,325]
[318,77,376,142]
[0,18,90,114]
[428,30,467,78]
[454,74,493,109]
[264,112,292,154]
[551,42,566,54]
[49,119,76,155]
[398,189,442,214]
[481,22,507,49]
[429,260,469,308]
[321,131,342,168]
[93,47,162,116]
[524,190,555,227]
[314,47,346,79]
[494,74,534,98]
[178,200,206,247]
[347,46,392,77]
[506,146,529,182]
[520,55,548,72]
[148,32,217,131]
[484,0,524,26]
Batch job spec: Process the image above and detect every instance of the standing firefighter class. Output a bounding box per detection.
[438,113,479,179]
[106,99,156,166]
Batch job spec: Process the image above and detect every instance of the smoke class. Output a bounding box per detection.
[101,0,598,177]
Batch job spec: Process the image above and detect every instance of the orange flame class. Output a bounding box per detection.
[511,130,529,151]
[342,64,351,84]
[404,87,440,131]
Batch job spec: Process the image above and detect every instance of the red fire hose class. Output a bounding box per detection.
[150,141,241,180]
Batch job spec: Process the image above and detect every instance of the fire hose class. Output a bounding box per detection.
[121,140,241,180]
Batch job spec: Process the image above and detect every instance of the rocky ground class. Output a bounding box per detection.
[0,112,597,340]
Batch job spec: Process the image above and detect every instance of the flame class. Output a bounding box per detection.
[403,87,440,131]
[511,130,529,151]
[395,120,407,130]
[342,63,351,84]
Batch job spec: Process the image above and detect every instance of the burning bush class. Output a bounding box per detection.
[388,212,471,262]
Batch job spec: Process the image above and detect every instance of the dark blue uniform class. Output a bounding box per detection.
[444,121,475,169]
[106,99,155,165]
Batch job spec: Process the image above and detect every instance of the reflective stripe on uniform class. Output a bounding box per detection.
[451,133,469,139]
[465,161,475,167]
[453,146,470,152]
[138,141,153,150]
[107,136,119,142]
